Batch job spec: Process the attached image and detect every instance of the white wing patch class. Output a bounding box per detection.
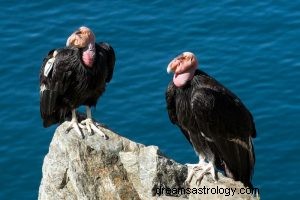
[44,57,55,77]
[201,131,214,142]
[40,84,46,93]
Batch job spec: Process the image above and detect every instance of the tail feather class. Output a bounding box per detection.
[221,137,255,188]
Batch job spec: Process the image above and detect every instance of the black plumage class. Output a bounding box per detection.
[166,53,256,188]
[40,41,115,127]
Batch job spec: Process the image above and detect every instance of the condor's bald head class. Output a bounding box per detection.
[66,26,95,48]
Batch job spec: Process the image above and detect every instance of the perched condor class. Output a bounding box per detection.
[165,52,256,188]
[40,26,115,138]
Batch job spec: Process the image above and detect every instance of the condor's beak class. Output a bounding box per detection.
[66,30,77,47]
[66,36,72,47]
[167,58,177,74]
[167,64,173,74]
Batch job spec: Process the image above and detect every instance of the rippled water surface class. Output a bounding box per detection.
[0,1,299,199]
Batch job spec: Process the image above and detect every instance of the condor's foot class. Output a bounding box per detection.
[81,118,108,139]
[65,109,86,138]
[184,160,207,186]
[66,118,85,138]
[195,161,218,186]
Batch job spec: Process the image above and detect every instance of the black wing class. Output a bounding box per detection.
[191,83,255,187]
[98,42,115,83]
[39,48,76,127]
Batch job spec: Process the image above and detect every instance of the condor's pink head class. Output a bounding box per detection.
[66,26,96,67]
[167,52,198,87]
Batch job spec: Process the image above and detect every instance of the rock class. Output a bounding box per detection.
[38,122,258,200]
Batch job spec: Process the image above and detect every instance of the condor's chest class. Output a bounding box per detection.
[175,88,193,126]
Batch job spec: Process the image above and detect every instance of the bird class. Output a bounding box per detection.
[39,26,115,138]
[165,52,256,188]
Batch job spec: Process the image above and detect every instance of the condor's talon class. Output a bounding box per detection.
[78,123,85,129]
[81,106,108,139]
[81,118,95,135]
[195,162,218,186]
[185,156,208,185]
[66,109,84,138]
[66,121,83,138]
[95,121,105,128]
[92,124,108,139]
[195,174,205,186]
[81,118,108,139]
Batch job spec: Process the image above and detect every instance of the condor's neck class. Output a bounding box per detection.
[82,43,95,67]
[173,67,196,88]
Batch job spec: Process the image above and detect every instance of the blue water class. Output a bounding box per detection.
[0,1,299,199]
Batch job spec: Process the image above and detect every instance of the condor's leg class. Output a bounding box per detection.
[66,109,85,138]
[80,106,108,139]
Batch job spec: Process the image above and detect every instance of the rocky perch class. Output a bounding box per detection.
[38,122,258,200]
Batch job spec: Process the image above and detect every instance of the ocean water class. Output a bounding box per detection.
[0,1,299,199]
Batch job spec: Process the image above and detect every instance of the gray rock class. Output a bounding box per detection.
[38,122,259,200]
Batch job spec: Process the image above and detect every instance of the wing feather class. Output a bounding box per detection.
[98,42,115,83]
[39,48,76,127]
[190,77,255,187]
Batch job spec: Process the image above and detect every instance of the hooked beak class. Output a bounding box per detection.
[66,36,71,47]
[167,64,173,74]
[66,30,77,47]
[167,58,178,74]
